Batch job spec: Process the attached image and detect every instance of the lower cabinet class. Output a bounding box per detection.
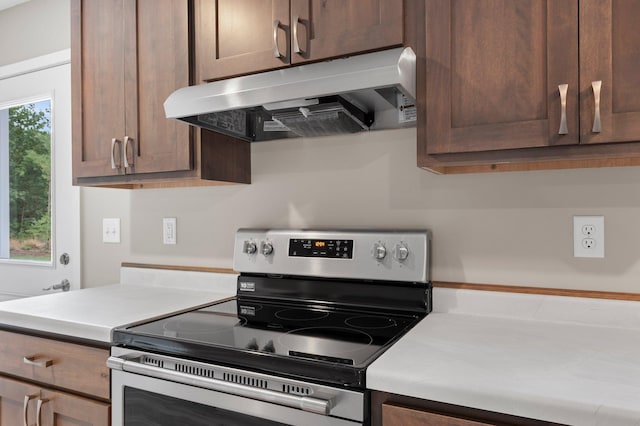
[0,375,109,426]
[372,391,563,426]
[383,403,493,426]
[0,330,110,425]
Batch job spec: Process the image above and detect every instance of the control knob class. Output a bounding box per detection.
[372,242,387,261]
[261,241,274,256]
[394,242,409,262]
[243,240,257,255]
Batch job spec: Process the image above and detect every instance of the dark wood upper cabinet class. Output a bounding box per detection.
[72,0,251,187]
[419,0,640,173]
[422,0,579,155]
[71,0,127,179]
[196,0,290,82]
[289,0,403,65]
[197,0,404,82]
[579,0,640,145]
[72,0,192,180]
[126,0,193,175]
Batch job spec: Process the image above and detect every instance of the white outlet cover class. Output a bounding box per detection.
[573,216,604,258]
[102,218,121,244]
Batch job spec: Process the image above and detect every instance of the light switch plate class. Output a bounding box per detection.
[102,218,121,244]
[163,217,177,245]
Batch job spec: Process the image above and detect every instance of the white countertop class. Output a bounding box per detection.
[0,268,237,343]
[367,287,640,426]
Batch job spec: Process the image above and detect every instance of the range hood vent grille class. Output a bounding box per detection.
[165,48,416,142]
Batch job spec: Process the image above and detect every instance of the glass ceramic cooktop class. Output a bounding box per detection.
[122,299,419,368]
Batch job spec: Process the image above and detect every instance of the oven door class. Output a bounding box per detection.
[109,348,364,426]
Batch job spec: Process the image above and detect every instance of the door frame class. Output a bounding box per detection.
[0,49,80,299]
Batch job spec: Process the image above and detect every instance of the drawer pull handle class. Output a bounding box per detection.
[24,356,53,368]
[592,80,602,133]
[558,83,568,134]
[36,398,49,426]
[23,394,38,426]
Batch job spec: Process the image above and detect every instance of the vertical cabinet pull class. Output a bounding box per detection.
[23,394,38,426]
[36,398,49,426]
[273,20,282,58]
[293,15,302,54]
[123,136,134,168]
[558,84,568,135]
[591,80,602,133]
[111,138,122,169]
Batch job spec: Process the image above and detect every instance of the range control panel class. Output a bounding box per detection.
[289,239,354,259]
[233,229,431,283]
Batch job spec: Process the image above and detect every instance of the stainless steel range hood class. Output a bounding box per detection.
[164,47,416,142]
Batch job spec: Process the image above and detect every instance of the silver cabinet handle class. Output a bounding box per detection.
[23,394,38,426]
[592,80,602,133]
[293,15,302,54]
[273,19,282,58]
[123,135,134,168]
[111,138,122,169]
[36,398,49,426]
[558,84,568,134]
[108,355,333,415]
[24,356,53,368]
[43,279,70,292]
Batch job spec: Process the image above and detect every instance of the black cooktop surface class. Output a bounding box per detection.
[113,297,422,387]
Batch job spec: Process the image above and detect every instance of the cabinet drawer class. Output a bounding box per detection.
[0,330,109,400]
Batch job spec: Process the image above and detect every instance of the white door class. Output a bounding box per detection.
[0,50,80,299]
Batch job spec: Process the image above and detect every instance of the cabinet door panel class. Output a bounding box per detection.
[580,0,640,144]
[290,0,403,65]
[196,0,290,81]
[71,0,126,179]
[0,376,40,426]
[422,0,579,155]
[383,403,493,426]
[40,388,110,426]
[129,0,192,174]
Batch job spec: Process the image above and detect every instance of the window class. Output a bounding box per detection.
[0,98,52,262]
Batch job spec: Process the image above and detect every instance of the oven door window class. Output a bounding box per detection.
[124,387,289,426]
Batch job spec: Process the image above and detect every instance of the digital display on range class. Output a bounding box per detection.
[289,239,353,259]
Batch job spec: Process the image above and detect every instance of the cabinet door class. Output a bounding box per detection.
[40,388,110,426]
[422,0,579,155]
[125,0,193,174]
[383,403,493,426]
[290,0,403,65]
[196,0,290,82]
[0,376,40,426]
[71,0,127,179]
[580,0,640,144]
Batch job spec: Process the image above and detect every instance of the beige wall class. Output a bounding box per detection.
[0,0,70,67]
[113,128,640,293]
[4,1,640,293]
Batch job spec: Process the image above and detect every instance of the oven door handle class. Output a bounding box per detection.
[107,355,333,415]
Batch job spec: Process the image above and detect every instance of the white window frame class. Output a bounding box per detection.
[0,94,55,266]
[0,107,8,258]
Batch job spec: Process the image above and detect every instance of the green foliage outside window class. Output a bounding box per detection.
[8,102,51,260]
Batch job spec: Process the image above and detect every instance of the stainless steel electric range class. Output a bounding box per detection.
[108,229,431,426]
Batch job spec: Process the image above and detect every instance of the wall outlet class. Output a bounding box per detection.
[163,218,177,245]
[573,216,604,258]
[102,218,121,244]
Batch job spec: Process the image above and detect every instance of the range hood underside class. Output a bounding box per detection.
[166,47,417,142]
